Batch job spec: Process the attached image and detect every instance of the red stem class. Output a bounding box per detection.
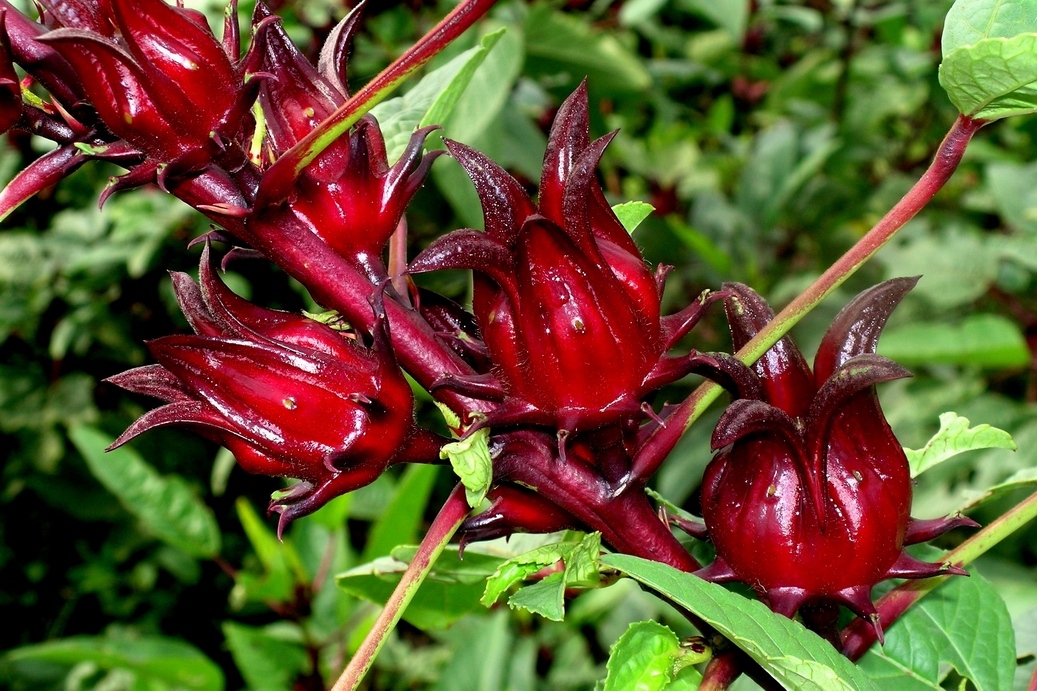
[634,113,986,477]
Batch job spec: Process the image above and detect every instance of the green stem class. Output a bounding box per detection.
[330,484,470,691]
[635,114,986,474]
[841,487,1037,660]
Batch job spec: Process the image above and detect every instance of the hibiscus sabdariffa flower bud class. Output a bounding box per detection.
[33,0,250,165]
[695,278,977,642]
[245,4,442,281]
[106,246,441,534]
[409,83,719,441]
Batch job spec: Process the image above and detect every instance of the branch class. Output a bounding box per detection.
[331,483,471,691]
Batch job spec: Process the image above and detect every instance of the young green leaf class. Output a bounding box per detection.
[601,621,707,691]
[70,426,221,559]
[601,554,881,691]
[939,0,1037,120]
[907,412,1016,478]
[858,566,1015,691]
[507,571,567,621]
[369,29,505,163]
[336,545,502,629]
[483,532,603,621]
[611,201,655,234]
[440,427,493,507]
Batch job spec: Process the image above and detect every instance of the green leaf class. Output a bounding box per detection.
[508,571,567,621]
[602,621,707,691]
[482,532,601,610]
[482,542,574,607]
[1,634,224,691]
[601,554,880,691]
[939,0,1037,119]
[906,412,1016,478]
[69,426,221,559]
[612,202,655,234]
[360,463,439,561]
[336,544,503,630]
[369,29,505,163]
[222,622,308,691]
[942,0,1037,55]
[524,3,651,95]
[231,498,308,606]
[676,0,749,39]
[440,427,493,507]
[877,314,1031,368]
[939,34,1037,121]
[858,568,1015,691]
[959,465,1037,511]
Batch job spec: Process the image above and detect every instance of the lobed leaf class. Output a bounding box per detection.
[907,412,1016,478]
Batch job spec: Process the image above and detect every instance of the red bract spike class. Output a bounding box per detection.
[539,80,590,224]
[222,0,239,62]
[0,144,84,222]
[0,0,81,107]
[106,253,418,531]
[903,514,979,545]
[697,278,974,641]
[318,1,365,97]
[813,276,920,382]
[722,282,815,417]
[459,485,580,548]
[422,85,723,436]
[443,138,535,247]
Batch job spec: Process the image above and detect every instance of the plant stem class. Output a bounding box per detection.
[331,484,470,691]
[636,114,985,473]
[841,487,1037,660]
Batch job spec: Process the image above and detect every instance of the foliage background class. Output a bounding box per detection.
[1,0,1036,688]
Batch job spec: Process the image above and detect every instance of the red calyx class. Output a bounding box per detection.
[409,83,717,437]
[697,278,975,642]
[105,245,432,535]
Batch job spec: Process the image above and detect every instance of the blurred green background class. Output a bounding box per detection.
[2,0,1037,688]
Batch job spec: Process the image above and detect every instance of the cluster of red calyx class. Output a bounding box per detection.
[107,245,442,535]
[689,279,976,641]
[0,0,974,649]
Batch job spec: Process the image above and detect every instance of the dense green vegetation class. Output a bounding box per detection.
[2,0,1036,688]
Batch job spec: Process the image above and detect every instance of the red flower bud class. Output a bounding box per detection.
[106,246,429,533]
[697,278,975,641]
[245,7,441,280]
[410,83,716,435]
[35,0,247,163]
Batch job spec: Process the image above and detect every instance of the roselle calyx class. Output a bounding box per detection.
[696,278,976,641]
[30,0,251,166]
[106,246,439,534]
[245,4,442,281]
[410,83,717,437]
